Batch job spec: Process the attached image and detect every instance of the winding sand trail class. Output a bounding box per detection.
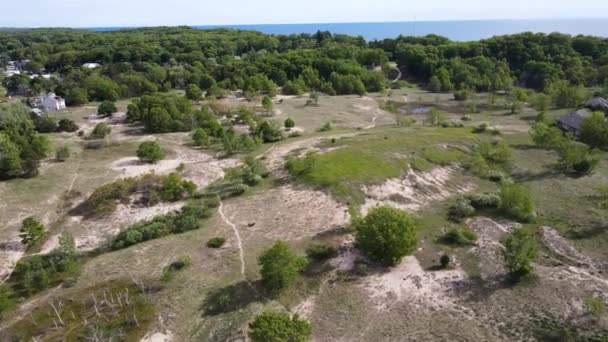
[218,201,246,277]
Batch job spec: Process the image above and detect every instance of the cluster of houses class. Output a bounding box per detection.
[556,97,608,136]
[3,60,52,79]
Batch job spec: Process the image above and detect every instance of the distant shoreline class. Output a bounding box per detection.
[3,18,608,41]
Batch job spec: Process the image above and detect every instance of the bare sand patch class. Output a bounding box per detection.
[111,148,239,189]
[141,331,174,342]
[465,217,520,280]
[0,240,25,281]
[540,226,597,268]
[362,166,475,214]
[222,186,350,242]
[293,295,317,319]
[362,256,469,312]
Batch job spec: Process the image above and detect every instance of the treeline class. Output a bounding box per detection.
[0,28,389,100]
[372,32,608,92]
[2,28,607,103]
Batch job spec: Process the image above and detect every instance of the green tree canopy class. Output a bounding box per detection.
[258,241,308,291]
[355,206,417,266]
[249,311,312,342]
[136,141,164,163]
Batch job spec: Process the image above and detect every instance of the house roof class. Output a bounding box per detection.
[585,97,608,111]
[557,109,590,130]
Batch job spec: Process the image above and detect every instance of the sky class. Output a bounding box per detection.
[1,0,607,27]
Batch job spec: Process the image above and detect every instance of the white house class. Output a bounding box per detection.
[38,92,66,112]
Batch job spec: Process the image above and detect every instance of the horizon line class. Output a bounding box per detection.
[2,16,608,30]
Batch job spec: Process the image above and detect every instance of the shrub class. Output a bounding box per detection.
[503,228,537,279]
[454,89,471,101]
[249,311,312,342]
[529,122,564,149]
[425,108,446,126]
[207,237,226,248]
[19,217,46,247]
[584,295,606,320]
[448,198,475,222]
[0,284,15,318]
[258,241,308,291]
[441,228,477,246]
[286,151,317,177]
[305,243,338,261]
[499,183,536,222]
[284,118,295,130]
[55,144,70,162]
[160,256,192,282]
[137,141,164,163]
[398,117,416,127]
[557,141,600,175]
[97,101,117,117]
[440,254,451,268]
[318,122,332,132]
[161,172,196,201]
[192,128,209,146]
[466,192,501,209]
[186,84,202,101]
[90,122,111,139]
[355,206,417,266]
[57,118,79,132]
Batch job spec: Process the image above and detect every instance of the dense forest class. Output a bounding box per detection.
[1,27,608,102]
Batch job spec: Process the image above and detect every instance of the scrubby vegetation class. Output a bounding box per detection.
[249,311,312,342]
[112,198,211,249]
[73,172,196,218]
[503,228,538,279]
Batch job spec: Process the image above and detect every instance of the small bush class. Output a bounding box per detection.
[207,237,226,248]
[398,116,416,127]
[442,227,477,246]
[57,119,79,133]
[454,89,471,101]
[160,256,192,282]
[249,311,312,342]
[90,122,111,139]
[55,144,71,162]
[318,122,332,132]
[440,254,451,268]
[448,198,476,222]
[584,295,606,319]
[137,141,164,163]
[98,101,117,117]
[284,118,295,130]
[499,183,536,222]
[466,192,501,209]
[305,243,338,260]
[258,241,308,291]
[503,228,537,279]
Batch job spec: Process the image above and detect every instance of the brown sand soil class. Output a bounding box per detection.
[361,166,475,215]
[465,217,520,281]
[222,185,350,242]
[361,255,471,312]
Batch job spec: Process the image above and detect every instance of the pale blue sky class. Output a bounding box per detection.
[1,0,607,27]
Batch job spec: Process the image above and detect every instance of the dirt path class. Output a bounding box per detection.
[218,201,246,278]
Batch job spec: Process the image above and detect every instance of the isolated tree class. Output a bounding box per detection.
[192,128,209,146]
[97,101,117,117]
[258,241,308,291]
[186,84,203,101]
[284,118,295,130]
[57,231,77,259]
[19,216,46,247]
[262,95,273,114]
[355,206,417,266]
[249,311,312,342]
[503,228,538,279]
[137,141,164,163]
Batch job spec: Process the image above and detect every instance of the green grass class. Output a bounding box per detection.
[288,127,475,207]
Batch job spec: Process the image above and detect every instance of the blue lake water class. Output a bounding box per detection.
[93,18,608,41]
